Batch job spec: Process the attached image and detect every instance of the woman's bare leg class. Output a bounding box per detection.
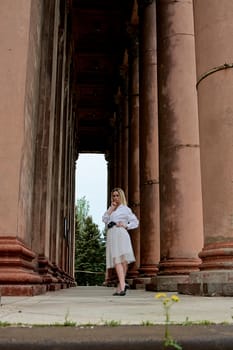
[122,261,128,278]
[115,263,126,292]
[102,268,109,286]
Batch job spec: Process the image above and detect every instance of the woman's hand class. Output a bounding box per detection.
[116,221,127,228]
[111,201,117,209]
[107,201,117,214]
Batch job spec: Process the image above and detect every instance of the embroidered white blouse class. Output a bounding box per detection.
[102,204,139,230]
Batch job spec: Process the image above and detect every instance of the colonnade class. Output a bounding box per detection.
[107,0,233,295]
[1,0,233,296]
[0,0,76,296]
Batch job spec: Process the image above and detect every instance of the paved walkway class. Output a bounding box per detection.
[1,287,233,349]
[0,286,233,326]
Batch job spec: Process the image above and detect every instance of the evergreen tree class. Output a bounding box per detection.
[75,197,106,285]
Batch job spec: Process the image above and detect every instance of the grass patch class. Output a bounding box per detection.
[0,321,11,327]
[181,317,216,326]
[103,320,121,326]
[141,320,155,326]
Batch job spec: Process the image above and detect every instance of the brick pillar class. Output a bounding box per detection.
[127,26,140,279]
[155,0,203,291]
[138,0,160,277]
[181,0,233,296]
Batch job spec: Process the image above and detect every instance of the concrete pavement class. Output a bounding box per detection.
[1,286,233,350]
[0,286,233,325]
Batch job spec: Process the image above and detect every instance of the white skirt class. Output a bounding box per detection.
[106,226,136,268]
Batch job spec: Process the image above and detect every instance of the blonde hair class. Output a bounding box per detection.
[111,187,127,205]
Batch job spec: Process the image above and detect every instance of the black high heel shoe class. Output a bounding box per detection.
[124,283,130,292]
[113,282,129,296]
[112,290,126,296]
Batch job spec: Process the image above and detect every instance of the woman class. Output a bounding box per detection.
[102,188,139,296]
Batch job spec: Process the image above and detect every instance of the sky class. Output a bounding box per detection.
[75,154,107,231]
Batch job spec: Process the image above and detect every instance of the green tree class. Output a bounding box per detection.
[75,197,106,286]
[76,196,89,232]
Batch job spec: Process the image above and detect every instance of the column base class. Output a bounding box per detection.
[158,258,201,275]
[127,267,140,279]
[146,275,190,292]
[38,255,76,290]
[0,284,47,296]
[199,242,233,270]
[129,277,152,290]
[178,270,233,296]
[38,255,60,285]
[0,236,44,295]
[138,264,158,277]
[0,237,75,295]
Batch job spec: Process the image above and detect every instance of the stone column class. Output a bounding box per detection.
[112,126,118,188]
[64,97,76,281]
[50,27,65,270]
[120,63,129,199]
[115,98,123,188]
[185,0,233,296]
[0,0,45,295]
[138,0,160,276]
[105,152,112,204]
[103,150,118,286]
[127,27,140,279]
[32,0,59,278]
[155,0,203,291]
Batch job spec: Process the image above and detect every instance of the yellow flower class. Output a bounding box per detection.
[163,298,171,306]
[155,292,167,299]
[171,295,180,302]
[154,292,182,349]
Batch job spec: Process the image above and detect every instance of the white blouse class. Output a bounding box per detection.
[102,204,139,230]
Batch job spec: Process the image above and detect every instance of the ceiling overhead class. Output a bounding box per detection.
[71,0,134,154]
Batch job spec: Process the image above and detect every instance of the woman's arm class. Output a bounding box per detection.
[102,202,117,223]
[126,207,139,230]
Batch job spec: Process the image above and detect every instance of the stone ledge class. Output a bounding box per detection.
[178,282,233,296]
[0,325,233,350]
